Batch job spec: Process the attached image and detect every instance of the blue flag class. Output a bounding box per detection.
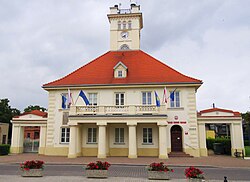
[154,91,160,107]
[79,90,90,105]
[62,95,67,109]
[170,91,175,101]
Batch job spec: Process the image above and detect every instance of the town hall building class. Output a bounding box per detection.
[10,4,244,158]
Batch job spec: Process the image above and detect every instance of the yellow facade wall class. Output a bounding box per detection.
[44,147,68,156]
[138,148,158,157]
[82,148,98,156]
[109,148,128,156]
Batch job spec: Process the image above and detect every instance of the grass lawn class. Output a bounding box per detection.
[245,146,250,156]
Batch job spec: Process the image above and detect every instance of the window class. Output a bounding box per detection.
[27,133,30,138]
[118,21,121,30]
[170,91,180,108]
[142,92,152,105]
[115,128,124,143]
[62,112,69,125]
[118,70,123,77]
[61,128,70,143]
[128,20,132,29]
[87,128,97,143]
[122,21,126,29]
[2,135,6,144]
[120,44,129,50]
[89,93,97,105]
[34,132,39,139]
[115,93,124,105]
[143,128,153,144]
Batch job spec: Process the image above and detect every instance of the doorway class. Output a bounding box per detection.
[171,125,183,152]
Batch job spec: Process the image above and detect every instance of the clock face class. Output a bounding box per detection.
[121,31,129,39]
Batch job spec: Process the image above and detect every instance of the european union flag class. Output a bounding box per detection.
[79,90,90,105]
[62,95,67,109]
[154,91,160,107]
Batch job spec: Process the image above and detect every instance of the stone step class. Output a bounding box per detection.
[168,152,193,158]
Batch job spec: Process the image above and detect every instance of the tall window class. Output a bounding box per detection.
[170,91,180,108]
[118,21,121,30]
[122,21,126,29]
[128,20,132,29]
[115,128,124,143]
[89,93,97,105]
[87,128,97,143]
[61,128,70,143]
[115,93,125,105]
[143,128,153,144]
[142,92,152,105]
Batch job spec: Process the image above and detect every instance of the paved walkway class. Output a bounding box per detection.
[0,153,250,168]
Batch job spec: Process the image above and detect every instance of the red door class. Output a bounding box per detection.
[171,125,182,152]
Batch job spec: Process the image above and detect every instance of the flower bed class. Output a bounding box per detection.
[146,162,174,180]
[20,160,45,177]
[185,166,204,181]
[85,161,111,178]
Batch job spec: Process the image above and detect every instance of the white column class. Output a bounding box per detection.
[68,125,77,158]
[39,125,47,155]
[76,125,82,156]
[97,123,107,158]
[128,123,137,158]
[158,125,168,159]
[198,123,208,156]
[10,124,24,154]
[230,122,245,156]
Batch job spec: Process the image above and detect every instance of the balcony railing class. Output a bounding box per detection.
[71,105,166,116]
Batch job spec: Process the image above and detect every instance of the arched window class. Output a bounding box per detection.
[128,20,132,29]
[118,21,121,30]
[120,44,130,50]
[122,21,126,29]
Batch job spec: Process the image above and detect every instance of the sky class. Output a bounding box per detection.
[0,0,250,113]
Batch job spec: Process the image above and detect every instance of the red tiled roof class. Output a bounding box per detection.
[14,110,48,118]
[43,50,202,88]
[198,108,241,117]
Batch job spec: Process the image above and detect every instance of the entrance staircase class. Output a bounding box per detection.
[168,152,193,158]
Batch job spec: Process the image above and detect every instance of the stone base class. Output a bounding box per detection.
[147,171,170,180]
[21,169,43,177]
[188,178,204,182]
[85,170,108,178]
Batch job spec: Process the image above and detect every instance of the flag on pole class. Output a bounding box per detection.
[170,88,177,102]
[154,91,160,107]
[163,87,168,104]
[61,95,67,109]
[68,88,73,106]
[79,90,90,105]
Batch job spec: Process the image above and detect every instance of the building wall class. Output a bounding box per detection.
[0,123,9,144]
[44,85,199,156]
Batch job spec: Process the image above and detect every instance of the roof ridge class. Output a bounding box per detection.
[43,51,111,87]
[140,50,202,83]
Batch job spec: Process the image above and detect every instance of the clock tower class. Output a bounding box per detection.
[107,4,143,51]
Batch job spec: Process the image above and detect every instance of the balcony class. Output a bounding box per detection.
[69,105,166,116]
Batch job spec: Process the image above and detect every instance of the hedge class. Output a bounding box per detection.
[244,140,250,146]
[206,137,231,155]
[0,144,10,155]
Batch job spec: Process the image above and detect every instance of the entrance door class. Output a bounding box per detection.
[171,125,182,152]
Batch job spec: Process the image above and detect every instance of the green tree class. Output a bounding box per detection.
[0,99,20,123]
[24,105,47,112]
[0,98,21,143]
[242,112,250,146]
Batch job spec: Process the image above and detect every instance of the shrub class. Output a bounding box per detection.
[206,137,231,155]
[245,146,250,157]
[20,160,45,171]
[0,144,10,155]
[86,161,111,170]
[184,166,204,179]
[147,162,174,173]
[244,140,250,146]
